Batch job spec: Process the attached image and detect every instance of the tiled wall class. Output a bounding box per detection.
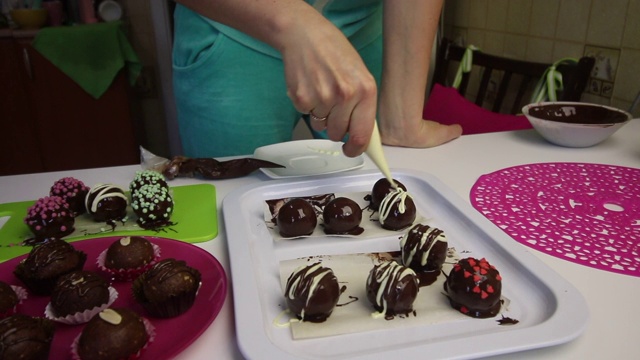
[442,0,640,117]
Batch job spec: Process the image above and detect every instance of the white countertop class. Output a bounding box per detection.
[2,121,639,359]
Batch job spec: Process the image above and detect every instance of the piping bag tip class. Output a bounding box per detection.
[365,122,397,188]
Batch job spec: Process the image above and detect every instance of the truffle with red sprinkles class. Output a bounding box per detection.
[443,257,502,318]
[49,177,89,216]
[131,184,174,230]
[24,196,75,243]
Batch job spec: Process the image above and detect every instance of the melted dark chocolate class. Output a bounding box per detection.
[528,104,629,124]
[162,156,284,180]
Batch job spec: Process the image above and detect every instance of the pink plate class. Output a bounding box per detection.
[0,236,227,359]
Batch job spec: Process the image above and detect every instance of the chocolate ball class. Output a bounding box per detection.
[0,281,19,316]
[366,260,419,316]
[276,198,317,238]
[50,270,110,318]
[49,177,89,216]
[284,262,340,322]
[105,236,156,270]
[369,178,406,211]
[400,224,448,286]
[77,308,149,360]
[322,197,363,235]
[0,315,55,360]
[444,257,502,318]
[85,184,129,223]
[378,189,416,231]
[13,239,87,296]
[131,184,174,230]
[24,196,75,244]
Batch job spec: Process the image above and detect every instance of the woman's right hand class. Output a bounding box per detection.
[278,14,378,158]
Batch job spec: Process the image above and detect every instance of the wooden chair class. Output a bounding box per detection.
[431,37,595,114]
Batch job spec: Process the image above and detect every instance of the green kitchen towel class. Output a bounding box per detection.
[32,21,142,99]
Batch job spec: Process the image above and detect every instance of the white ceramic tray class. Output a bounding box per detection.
[253,139,364,178]
[223,169,588,360]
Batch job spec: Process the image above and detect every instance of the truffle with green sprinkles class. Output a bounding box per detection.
[129,170,168,194]
[131,184,174,230]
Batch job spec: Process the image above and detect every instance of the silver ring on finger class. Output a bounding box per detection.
[310,110,329,122]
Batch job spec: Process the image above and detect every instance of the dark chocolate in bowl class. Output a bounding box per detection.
[528,104,629,125]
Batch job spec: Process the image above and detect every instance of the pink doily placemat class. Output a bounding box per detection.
[470,162,640,277]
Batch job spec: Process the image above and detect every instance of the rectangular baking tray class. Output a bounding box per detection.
[223,169,588,359]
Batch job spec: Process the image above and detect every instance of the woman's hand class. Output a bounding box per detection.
[279,15,378,157]
[379,117,462,148]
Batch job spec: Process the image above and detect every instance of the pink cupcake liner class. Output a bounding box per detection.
[44,287,118,325]
[70,317,156,360]
[96,243,161,282]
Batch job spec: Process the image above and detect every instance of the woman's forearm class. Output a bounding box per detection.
[380,0,443,118]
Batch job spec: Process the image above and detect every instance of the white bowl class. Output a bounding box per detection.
[522,102,632,147]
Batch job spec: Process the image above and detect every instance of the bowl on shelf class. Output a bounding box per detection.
[10,8,48,29]
[522,101,632,147]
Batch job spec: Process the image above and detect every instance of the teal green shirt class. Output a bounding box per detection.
[174,0,383,61]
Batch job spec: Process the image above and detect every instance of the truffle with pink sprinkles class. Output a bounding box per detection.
[23,196,75,244]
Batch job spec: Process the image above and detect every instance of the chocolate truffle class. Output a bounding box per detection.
[366,260,419,317]
[13,239,87,295]
[368,178,407,211]
[444,257,502,318]
[322,197,363,235]
[0,281,19,317]
[378,188,417,231]
[77,308,150,360]
[49,177,89,216]
[85,184,129,223]
[0,314,55,360]
[24,196,75,244]
[132,258,201,318]
[129,170,168,194]
[400,224,448,286]
[284,262,341,323]
[105,236,157,270]
[130,184,174,230]
[276,198,318,238]
[50,271,111,318]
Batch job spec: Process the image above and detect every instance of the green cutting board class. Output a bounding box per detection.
[0,184,217,262]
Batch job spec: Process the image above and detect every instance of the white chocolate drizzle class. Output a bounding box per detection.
[286,263,333,321]
[401,225,447,266]
[85,183,128,213]
[378,188,412,225]
[367,261,416,317]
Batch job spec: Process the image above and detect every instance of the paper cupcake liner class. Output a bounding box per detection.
[70,316,155,360]
[44,287,118,325]
[96,243,161,282]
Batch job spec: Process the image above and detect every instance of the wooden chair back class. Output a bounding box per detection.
[431,38,595,114]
